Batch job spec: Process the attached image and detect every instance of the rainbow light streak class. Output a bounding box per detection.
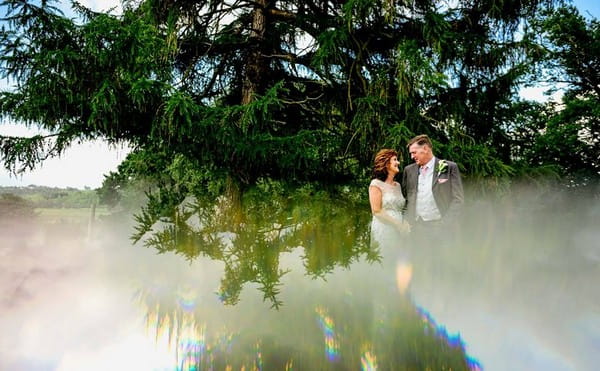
[145,307,209,371]
[315,306,341,362]
[177,314,206,371]
[466,356,483,371]
[215,332,235,354]
[360,348,377,371]
[416,306,483,370]
[216,288,232,303]
[255,341,263,370]
[176,287,198,312]
[146,309,172,344]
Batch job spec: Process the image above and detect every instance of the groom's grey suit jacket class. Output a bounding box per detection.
[401,158,464,224]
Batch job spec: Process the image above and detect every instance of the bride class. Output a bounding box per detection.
[369,149,410,248]
[369,149,412,293]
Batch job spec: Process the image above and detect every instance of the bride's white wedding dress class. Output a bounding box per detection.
[370,179,406,250]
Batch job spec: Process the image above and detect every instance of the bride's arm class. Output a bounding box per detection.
[369,186,408,231]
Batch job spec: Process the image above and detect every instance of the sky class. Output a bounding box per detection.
[574,0,600,18]
[0,123,129,189]
[0,0,125,189]
[0,0,598,189]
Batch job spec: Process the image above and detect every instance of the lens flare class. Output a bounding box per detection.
[395,262,413,294]
[145,307,208,371]
[216,288,229,303]
[360,347,377,371]
[284,359,294,370]
[315,306,340,362]
[176,286,198,312]
[255,341,263,370]
[177,314,205,371]
[214,331,235,354]
[145,308,172,343]
[416,305,482,370]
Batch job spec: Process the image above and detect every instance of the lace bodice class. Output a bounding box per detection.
[370,179,405,212]
[369,179,406,250]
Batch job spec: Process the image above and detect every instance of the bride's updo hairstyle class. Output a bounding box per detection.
[373,149,400,181]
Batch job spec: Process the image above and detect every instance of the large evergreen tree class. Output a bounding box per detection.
[1,0,560,202]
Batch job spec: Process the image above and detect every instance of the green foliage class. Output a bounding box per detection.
[1,0,561,184]
[527,98,596,174]
[0,134,67,173]
[5,0,597,216]
[535,6,600,96]
[514,6,600,178]
[131,181,374,308]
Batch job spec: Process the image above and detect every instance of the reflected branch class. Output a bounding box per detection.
[135,186,374,307]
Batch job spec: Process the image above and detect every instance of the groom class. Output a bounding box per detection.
[401,134,464,227]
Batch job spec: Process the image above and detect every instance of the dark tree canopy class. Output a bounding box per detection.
[3,0,596,208]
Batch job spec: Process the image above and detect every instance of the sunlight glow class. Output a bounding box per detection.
[145,309,207,370]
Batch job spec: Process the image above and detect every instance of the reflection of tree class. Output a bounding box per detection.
[133,184,377,308]
[137,287,476,371]
[130,184,478,370]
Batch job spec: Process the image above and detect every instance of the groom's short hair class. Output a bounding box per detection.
[407,134,432,149]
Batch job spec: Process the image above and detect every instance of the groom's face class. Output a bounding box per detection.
[408,143,432,166]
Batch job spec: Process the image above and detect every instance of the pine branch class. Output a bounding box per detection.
[0,132,67,174]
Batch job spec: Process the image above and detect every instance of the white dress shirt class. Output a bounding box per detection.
[416,157,442,221]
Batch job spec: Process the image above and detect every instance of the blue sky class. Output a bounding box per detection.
[0,0,598,189]
[573,0,600,18]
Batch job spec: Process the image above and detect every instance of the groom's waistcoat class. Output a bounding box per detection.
[402,159,463,222]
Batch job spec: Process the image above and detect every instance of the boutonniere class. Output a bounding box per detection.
[437,160,448,176]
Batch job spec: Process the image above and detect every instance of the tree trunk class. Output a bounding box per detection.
[242,0,270,105]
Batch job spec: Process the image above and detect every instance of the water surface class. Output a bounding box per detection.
[1,188,598,370]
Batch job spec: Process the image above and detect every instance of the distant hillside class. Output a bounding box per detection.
[0,193,36,219]
[0,185,98,208]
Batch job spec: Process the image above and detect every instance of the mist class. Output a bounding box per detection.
[1,185,598,370]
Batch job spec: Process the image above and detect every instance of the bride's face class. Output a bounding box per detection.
[386,156,400,175]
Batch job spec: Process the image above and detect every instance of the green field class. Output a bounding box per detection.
[35,207,111,222]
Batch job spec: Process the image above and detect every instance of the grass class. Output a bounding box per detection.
[35,206,111,222]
